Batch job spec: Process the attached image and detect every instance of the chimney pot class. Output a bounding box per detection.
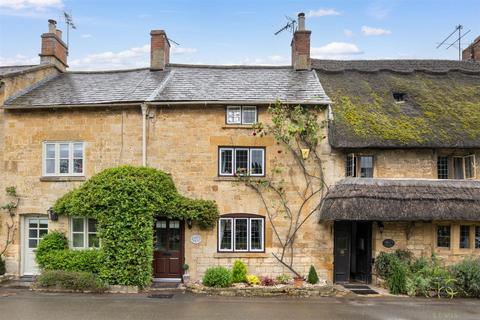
[150,30,170,70]
[298,12,305,31]
[48,19,57,33]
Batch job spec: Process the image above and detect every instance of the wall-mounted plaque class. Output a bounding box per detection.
[382,239,395,248]
[191,234,201,244]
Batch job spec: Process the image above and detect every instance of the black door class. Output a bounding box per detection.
[351,222,372,283]
[333,221,351,283]
[153,219,184,278]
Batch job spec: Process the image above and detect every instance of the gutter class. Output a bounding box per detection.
[141,103,149,166]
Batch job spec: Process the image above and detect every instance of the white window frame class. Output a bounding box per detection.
[218,147,265,177]
[70,217,98,249]
[218,216,265,252]
[226,106,257,125]
[43,141,85,177]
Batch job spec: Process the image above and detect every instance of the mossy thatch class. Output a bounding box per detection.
[316,68,480,148]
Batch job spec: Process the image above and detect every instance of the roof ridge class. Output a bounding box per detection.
[167,63,292,70]
[66,67,150,74]
[147,70,175,101]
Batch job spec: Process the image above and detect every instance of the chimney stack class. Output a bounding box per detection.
[39,19,68,71]
[291,12,311,71]
[150,30,170,70]
[462,36,480,62]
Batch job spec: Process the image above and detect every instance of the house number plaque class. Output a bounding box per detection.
[191,234,201,244]
[382,239,395,248]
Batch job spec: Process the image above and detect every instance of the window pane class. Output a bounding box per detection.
[476,226,480,249]
[39,229,48,238]
[169,226,180,251]
[60,159,69,174]
[73,143,83,158]
[220,149,233,175]
[72,218,84,232]
[219,219,232,250]
[454,158,464,179]
[73,159,83,174]
[359,156,373,178]
[460,225,470,249]
[250,149,264,175]
[39,220,48,229]
[155,227,167,251]
[235,149,249,175]
[346,154,355,177]
[437,226,450,248]
[250,219,263,250]
[29,220,38,229]
[60,144,70,158]
[437,156,449,179]
[46,159,55,174]
[169,220,180,229]
[465,156,475,179]
[242,107,257,124]
[88,219,97,233]
[46,144,56,158]
[88,234,100,248]
[235,219,248,250]
[29,229,38,238]
[72,233,84,248]
[29,239,38,248]
[227,107,241,124]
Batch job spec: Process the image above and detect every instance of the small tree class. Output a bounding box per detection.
[307,265,319,284]
[231,260,248,283]
[239,102,328,277]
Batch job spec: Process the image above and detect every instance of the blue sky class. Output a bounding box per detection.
[0,0,479,70]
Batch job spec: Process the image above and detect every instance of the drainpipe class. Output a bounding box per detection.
[141,103,148,166]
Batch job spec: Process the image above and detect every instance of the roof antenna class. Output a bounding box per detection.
[167,37,180,46]
[274,15,297,36]
[436,25,471,60]
[63,11,77,56]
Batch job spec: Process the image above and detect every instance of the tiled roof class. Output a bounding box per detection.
[312,59,480,74]
[5,65,330,107]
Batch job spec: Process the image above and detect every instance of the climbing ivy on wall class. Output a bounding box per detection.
[53,166,219,287]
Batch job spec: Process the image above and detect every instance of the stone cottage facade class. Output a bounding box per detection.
[1,14,479,284]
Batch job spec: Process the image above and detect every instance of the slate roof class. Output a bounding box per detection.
[4,64,330,107]
[319,178,480,221]
[314,59,480,148]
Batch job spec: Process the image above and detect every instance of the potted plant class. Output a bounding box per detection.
[294,276,304,288]
[182,263,190,284]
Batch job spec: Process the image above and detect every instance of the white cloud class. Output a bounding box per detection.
[306,8,341,18]
[311,42,363,59]
[81,34,92,39]
[0,0,63,10]
[344,29,354,37]
[361,26,391,36]
[69,43,197,70]
[367,1,393,20]
[0,54,39,65]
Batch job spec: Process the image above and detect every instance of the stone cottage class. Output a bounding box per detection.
[0,14,479,284]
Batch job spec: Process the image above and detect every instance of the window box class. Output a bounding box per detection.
[43,142,85,177]
[218,147,265,177]
[218,215,265,253]
[226,106,257,125]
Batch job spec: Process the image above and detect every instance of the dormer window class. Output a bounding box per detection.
[393,92,406,103]
[226,106,257,125]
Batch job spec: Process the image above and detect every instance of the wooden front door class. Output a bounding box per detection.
[153,219,184,279]
[333,221,351,283]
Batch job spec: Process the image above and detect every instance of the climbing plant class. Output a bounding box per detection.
[53,166,219,287]
[239,101,328,277]
[1,186,20,258]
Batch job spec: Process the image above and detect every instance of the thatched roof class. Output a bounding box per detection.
[313,59,480,148]
[319,178,480,221]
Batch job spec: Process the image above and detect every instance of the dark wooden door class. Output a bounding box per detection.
[333,221,351,283]
[153,219,184,278]
[352,222,372,283]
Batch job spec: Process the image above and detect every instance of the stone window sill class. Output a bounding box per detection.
[221,125,254,130]
[214,252,269,259]
[213,176,265,182]
[40,176,86,182]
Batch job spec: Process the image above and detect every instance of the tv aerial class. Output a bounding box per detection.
[63,11,77,55]
[274,16,297,36]
[436,25,471,60]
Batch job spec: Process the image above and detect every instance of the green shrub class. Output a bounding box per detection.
[37,270,106,292]
[261,276,276,286]
[39,249,102,274]
[53,166,219,288]
[202,266,232,288]
[275,274,291,284]
[307,265,319,284]
[375,250,414,279]
[451,258,480,298]
[36,232,68,266]
[231,260,247,283]
[387,260,407,295]
[246,274,260,286]
[0,257,5,275]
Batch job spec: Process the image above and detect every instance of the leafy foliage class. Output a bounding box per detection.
[275,274,291,284]
[37,270,107,292]
[387,260,407,295]
[53,166,218,288]
[36,232,68,262]
[246,274,260,286]
[231,260,248,283]
[307,265,319,284]
[261,276,276,286]
[450,258,480,298]
[374,249,412,279]
[202,266,232,288]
